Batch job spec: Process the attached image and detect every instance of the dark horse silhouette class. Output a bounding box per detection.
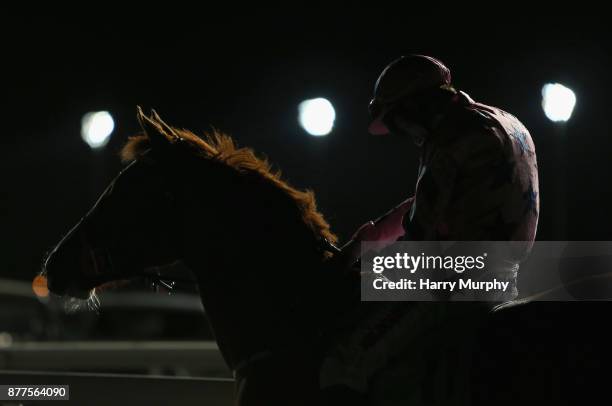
[42,108,348,405]
[40,109,612,405]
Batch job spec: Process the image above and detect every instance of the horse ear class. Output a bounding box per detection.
[136,106,179,150]
[150,109,180,139]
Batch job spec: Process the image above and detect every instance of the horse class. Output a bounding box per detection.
[42,108,348,405]
[41,109,517,405]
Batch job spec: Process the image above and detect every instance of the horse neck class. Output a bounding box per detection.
[182,224,325,369]
[175,166,325,272]
[175,173,327,367]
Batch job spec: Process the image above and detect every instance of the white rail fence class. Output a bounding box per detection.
[0,341,235,404]
[0,370,234,405]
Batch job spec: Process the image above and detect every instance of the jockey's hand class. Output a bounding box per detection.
[350,220,379,242]
[338,221,377,269]
[338,197,415,270]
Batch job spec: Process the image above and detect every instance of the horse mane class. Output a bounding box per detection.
[120,118,338,247]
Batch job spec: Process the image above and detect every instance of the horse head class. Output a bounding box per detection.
[42,108,188,300]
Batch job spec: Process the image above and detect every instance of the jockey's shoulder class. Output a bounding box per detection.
[433,92,516,160]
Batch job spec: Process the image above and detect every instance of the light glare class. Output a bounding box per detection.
[81,111,115,149]
[542,83,576,123]
[298,98,335,136]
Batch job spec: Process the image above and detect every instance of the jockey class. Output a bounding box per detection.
[352,54,539,249]
[321,55,540,404]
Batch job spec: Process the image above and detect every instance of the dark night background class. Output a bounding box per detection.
[2,13,611,283]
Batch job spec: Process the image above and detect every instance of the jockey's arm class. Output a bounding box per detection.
[338,127,505,267]
[404,127,507,242]
[402,144,460,241]
[337,197,414,269]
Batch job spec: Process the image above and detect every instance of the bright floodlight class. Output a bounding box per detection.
[81,111,115,149]
[542,83,576,123]
[298,98,335,136]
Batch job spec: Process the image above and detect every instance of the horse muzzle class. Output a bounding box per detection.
[43,234,100,299]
